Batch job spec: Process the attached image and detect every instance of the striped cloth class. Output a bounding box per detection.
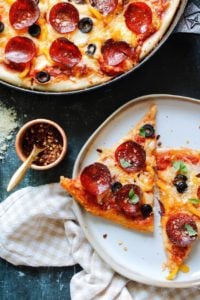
[0,184,199,300]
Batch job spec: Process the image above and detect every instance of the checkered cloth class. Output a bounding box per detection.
[0,183,199,300]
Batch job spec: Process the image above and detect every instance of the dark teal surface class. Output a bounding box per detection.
[1,33,200,299]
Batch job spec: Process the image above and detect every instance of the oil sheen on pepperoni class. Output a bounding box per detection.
[5,36,36,64]
[101,39,135,66]
[90,0,118,16]
[124,2,152,35]
[115,141,146,172]
[166,213,198,248]
[49,38,82,68]
[80,162,112,196]
[9,0,40,30]
[116,184,142,218]
[49,2,79,33]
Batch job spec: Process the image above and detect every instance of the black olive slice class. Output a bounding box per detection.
[173,174,188,193]
[86,44,96,56]
[36,71,51,83]
[111,181,122,193]
[173,174,187,185]
[140,124,155,138]
[175,181,188,193]
[0,21,5,33]
[78,17,93,33]
[28,24,41,37]
[141,204,153,218]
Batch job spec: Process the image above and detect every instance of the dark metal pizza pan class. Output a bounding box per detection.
[0,0,198,95]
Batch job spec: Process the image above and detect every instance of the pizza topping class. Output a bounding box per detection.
[28,24,41,37]
[173,174,187,184]
[173,174,188,193]
[101,39,134,67]
[86,44,97,56]
[100,39,136,76]
[89,0,118,16]
[188,198,200,205]
[80,162,112,196]
[116,184,142,218]
[115,141,146,172]
[78,17,93,33]
[50,38,82,68]
[166,213,198,248]
[49,2,79,34]
[173,160,188,174]
[35,71,51,83]
[5,36,36,64]
[156,154,171,171]
[172,168,188,193]
[139,124,155,138]
[197,186,200,199]
[174,181,188,194]
[141,204,153,218]
[0,21,4,33]
[111,181,122,193]
[124,2,153,36]
[9,0,40,30]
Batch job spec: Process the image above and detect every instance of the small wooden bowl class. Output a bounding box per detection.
[15,119,67,170]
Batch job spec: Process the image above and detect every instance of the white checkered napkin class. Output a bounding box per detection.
[0,184,200,300]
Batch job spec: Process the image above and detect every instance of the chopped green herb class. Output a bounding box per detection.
[120,158,132,168]
[173,160,188,174]
[185,224,197,237]
[128,188,139,204]
[188,198,200,205]
[139,127,146,137]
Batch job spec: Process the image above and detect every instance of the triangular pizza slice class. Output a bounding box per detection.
[156,148,200,279]
[61,105,157,232]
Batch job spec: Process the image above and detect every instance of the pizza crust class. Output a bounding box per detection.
[140,0,182,59]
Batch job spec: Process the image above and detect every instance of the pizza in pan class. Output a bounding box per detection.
[61,105,157,232]
[0,0,180,91]
[156,149,200,280]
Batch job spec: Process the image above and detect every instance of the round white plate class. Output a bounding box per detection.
[72,94,200,288]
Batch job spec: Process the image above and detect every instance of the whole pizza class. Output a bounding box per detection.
[0,0,180,92]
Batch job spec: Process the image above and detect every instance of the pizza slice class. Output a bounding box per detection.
[61,105,157,232]
[156,149,200,280]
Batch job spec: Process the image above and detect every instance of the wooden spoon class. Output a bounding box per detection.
[7,145,45,192]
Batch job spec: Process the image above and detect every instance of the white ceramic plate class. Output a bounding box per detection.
[72,94,200,288]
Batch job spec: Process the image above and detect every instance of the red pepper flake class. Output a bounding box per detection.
[96,148,103,153]
[22,123,63,166]
[156,134,160,140]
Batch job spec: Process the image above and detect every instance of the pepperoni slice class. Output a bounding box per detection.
[166,213,198,248]
[90,0,118,16]
[80,162,112,196]
[100,39,135,76]
[49,38,82,68]
[102,39,135,66]
[116,184,142,218]
[9,0,40,30]
[115,141,146,172]
[5,36,36,64]
[49,2,79,34]
[124,2,152,35]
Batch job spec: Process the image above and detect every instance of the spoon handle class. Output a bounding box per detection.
[7,145,41,192]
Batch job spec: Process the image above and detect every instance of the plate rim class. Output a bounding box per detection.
[72,93,200,288]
